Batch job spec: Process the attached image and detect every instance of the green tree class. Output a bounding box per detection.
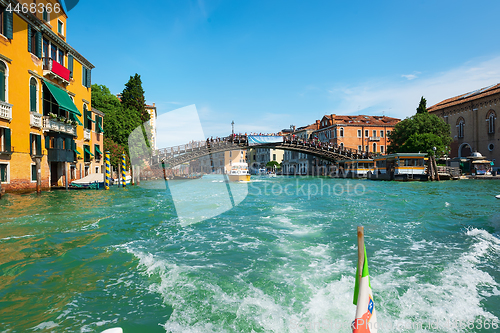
[266,161,280,170]
[416,96,428,114]
[121,74,150,123]
[388,101,451,156]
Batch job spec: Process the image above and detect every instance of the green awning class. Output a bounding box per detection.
[74,149,81,155]
[98,123,104,133]
[87,115,95,123]
[70,113,83,126]
[43,80,82,116]
[95,146,103,155]
[84,147,94,156]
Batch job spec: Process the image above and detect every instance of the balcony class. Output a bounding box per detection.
[30,112,43,128]
[369,136,381,141]
[43,117,76,136]
[84,128,91,141]
[0,101,13,121]
[42,58,70,86]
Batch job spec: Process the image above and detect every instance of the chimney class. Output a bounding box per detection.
[316,119,320,129]
[153,103,155,107]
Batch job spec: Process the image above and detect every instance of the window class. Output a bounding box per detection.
[373,130,376,137]
[82,66,91,88]
[365,129,369,137]
[358,145,362,151]
[28,26,37,54]
[488,143,494,151]
[0,163,8,183]
[95,144,102,162]
[58,49,64,65]
[387,130,391,137]
[31,164,37,182]
[0,127,11,153]
[457,118,465,138]
[84,104,93,130]
[0,61,6,102]
[340,143,344,149]
[487,111,496,134]
[380,130,384,138]
[380,145,384,153]
[339,128,344,137]
[30,134,42,156]
[30,77,37,112]
[57,20,64,36]
[357,129,361,138]
[365,145,368,152]
[51,44,57,61]
[273,154,276,161]
[1,5,14,39]
[42,8,48,22]
[373,143,377,152]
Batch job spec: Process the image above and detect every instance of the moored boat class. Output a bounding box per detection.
[370,153,428,181]
[227,163,251,182]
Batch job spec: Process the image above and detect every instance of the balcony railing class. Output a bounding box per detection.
[43,117,77,136]
[84,129,91,141]
[30,112,43,128]
[0,101,13,121]
[369,136,381,141]
[42,58,70,85]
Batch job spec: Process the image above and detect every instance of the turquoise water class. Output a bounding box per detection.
[0,176,499,332]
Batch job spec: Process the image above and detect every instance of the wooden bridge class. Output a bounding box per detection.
[151,137,374,168]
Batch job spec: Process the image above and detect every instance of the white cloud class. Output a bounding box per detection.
[401,73,418,80]
[329,56,500,119]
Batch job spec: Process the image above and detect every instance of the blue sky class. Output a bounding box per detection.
[67,0,500,137]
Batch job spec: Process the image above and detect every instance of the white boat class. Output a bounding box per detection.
[228,163,251,182]
[267,172,277,177]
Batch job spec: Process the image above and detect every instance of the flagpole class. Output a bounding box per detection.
[357,226,365,288]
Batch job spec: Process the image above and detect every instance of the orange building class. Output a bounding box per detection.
[0,0,100,192]
[313,114,400,154]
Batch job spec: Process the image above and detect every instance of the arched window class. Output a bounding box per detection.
[457,117,465,138]
[340,142,344,149]
[339,127,344,137]
[487,110,496,134]
[373,142,377,152]
[30,77,37,112]
[0,62,6,102]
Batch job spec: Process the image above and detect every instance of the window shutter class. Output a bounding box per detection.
[45,135,50,149]
[87,69,91,87]
[68,55,74,78]
[27,26,32,53]
[35,31,42,58]
[82,67,86,86]
[30,82,36,112]
[4,128,11,153]
[29,134,33,155]
[65,137,70,150]
[36,135,42,156]
[5,11,13,40]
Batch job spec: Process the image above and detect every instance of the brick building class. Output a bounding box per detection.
[428,83,500,168]
[312,114,400,154]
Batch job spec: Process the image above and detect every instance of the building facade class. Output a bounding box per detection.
[0,0,99,191]
[312,114,400,154]
[145,103,156,150]
[282,123,318,175]
[428,83,500,167]
[199,150,247,174]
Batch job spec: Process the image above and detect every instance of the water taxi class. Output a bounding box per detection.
[339,159,374,178]
[370,153,428,181]
[228,163,251,182]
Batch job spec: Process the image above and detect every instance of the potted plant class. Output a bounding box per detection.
[49,113,57,119]
[65,118,72,125]
[58,116,65,122]
[72,120,78,126]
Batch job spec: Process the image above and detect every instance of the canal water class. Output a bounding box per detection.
[0,176,499,332]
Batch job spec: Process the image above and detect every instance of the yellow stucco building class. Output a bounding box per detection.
[0,0,101,192]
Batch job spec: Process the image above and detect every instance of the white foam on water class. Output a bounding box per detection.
[0,234,34,241]
[374,227,500,332]
[32,321,59,330]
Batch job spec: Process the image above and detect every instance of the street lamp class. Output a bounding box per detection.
[231,120,234,137]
